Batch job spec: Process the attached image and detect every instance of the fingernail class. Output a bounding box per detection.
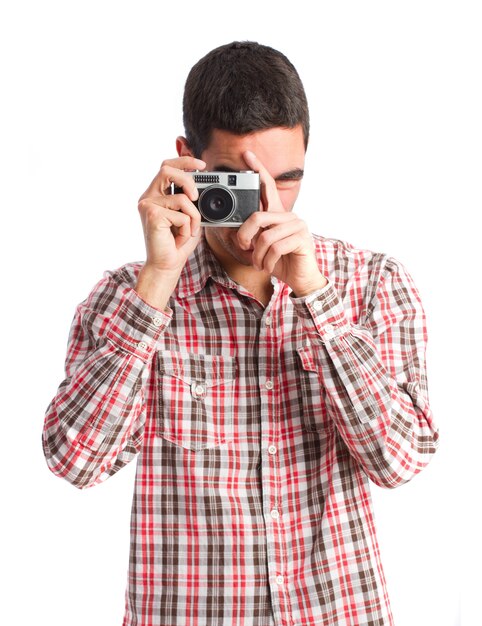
[245,150,255,160]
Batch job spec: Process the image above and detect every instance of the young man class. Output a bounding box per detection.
[43,42,439,626]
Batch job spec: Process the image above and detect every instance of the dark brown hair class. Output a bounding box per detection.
[183,41,310,158]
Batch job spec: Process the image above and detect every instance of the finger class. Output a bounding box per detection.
[237,211,297,250]
[138,193,198,223]
[143,203,195,249]
[162,193,202,236]
[139,158,206,203]
[157,165,201,200]
[161,156,207,172]
[139,194,201,237]
[258,233,307,274]
[161,209,203,249]
[244,150,282,213]
[252,220,306,270]
[243,150,271,181]
[171,212,193,246]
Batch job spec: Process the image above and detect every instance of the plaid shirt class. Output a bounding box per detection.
[43,232,439,626]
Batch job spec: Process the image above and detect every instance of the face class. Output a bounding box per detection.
[177,125,306,271]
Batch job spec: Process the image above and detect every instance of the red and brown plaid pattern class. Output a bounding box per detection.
[43,233,439,626]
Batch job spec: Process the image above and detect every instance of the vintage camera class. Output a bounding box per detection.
[172,171,260,226]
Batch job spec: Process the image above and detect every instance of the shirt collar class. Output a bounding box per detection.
[175,232,237,298]
[175,231,295,301]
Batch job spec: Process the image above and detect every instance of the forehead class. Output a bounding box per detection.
[202,126,305,176]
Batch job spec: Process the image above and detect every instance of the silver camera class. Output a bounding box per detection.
[172,170,260,226]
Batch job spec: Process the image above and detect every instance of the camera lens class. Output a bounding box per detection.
[199,186,235,223]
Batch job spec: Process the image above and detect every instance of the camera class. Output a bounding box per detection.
[172,170,260,226]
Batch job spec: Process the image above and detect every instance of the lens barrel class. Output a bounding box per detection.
[198,186,236,223]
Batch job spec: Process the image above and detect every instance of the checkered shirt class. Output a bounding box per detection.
[43,232,439,626]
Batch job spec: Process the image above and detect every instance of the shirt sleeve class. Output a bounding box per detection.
[290,256,439,488]
[42,267,172,489]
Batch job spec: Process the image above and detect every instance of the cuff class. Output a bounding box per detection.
[290,280,351,342]
[104,288,172,360]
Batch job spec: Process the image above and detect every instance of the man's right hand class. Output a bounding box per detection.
[135,156,206,310]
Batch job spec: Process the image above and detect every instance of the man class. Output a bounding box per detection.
[43,41,439,626]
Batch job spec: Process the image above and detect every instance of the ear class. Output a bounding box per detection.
[176,136,194,157]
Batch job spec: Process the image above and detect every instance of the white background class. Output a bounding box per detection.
[0,1,479,625]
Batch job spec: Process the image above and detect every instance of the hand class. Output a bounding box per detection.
[138,156,206,273]
[135,156,206,309]
[238,151,327,297]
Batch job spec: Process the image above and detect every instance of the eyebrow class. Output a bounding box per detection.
[214,165,304,181]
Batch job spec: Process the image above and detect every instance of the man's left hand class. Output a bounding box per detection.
[238,150,328,297]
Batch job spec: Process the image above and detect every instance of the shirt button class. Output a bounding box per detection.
[194,384,206,397]
[265,316,272,326]
[265,380,274,390]
[268,445,277,455]
[276,575,284,585]
[313,300,323,311]
[137,341,148,350]
[324,323,334,334]
[152,317,163,327]
[270,509,280,519]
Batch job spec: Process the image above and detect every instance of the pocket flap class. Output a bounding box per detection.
[158,351,237,387]
[296,346,318,373]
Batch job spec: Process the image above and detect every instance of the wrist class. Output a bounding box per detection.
[135,264,181,311]
[290,274,328,298]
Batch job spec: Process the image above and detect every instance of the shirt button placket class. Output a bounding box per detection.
[263,376,287,611]
[259,302,290,620]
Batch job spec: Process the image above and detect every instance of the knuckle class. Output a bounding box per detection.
[171,191,184,205]
[178,194,194,211]
[161,164,176,181]
[145,205,159,222]
[258,231,271,245]
[138,198,149,213]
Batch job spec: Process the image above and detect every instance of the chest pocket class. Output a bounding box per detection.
[157,351,237,452]
[296,346,333,435]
